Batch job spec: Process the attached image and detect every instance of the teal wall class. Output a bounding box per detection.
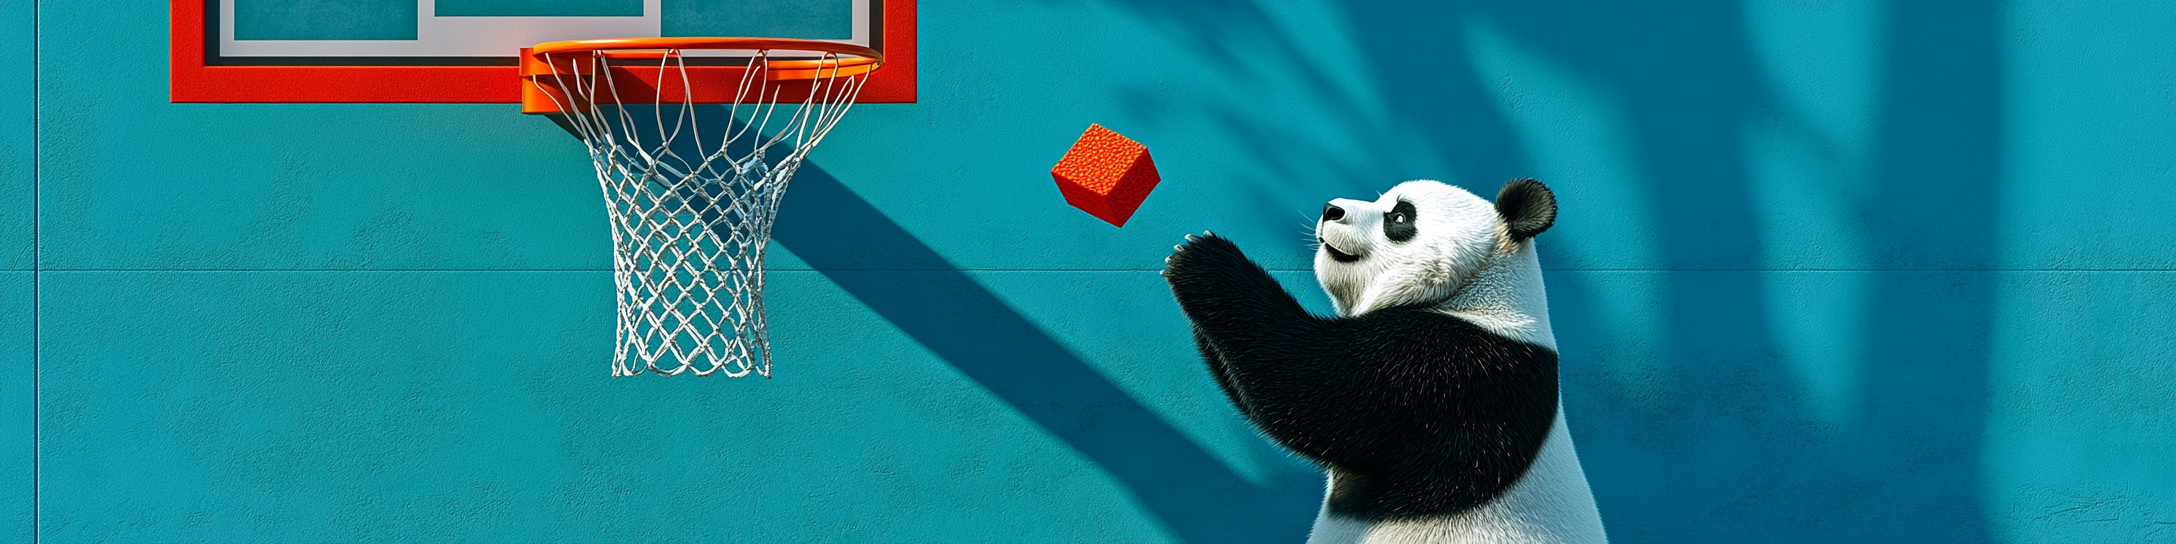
[9,1,2175,542]
[4,1,38,542]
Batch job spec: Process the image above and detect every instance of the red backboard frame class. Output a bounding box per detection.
[169,0,917,103]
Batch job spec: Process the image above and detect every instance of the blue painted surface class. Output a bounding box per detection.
[663,0,853,40]
[1,0,27,270]
[35,270,1315,542]
[233,0,419,41]
[0,273,29,544]
[434,0,644,18]
[3,1,33,541]
[24,1,2176,542]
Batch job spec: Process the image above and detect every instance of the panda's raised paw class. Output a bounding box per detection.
[1166,231,1247,276]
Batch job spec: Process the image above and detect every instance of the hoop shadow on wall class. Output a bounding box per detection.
[776,166,1319,542]
[568,104,1321,543]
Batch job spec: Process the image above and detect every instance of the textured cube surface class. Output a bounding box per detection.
[1051,124,1161,227]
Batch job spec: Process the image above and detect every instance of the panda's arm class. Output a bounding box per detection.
[1193,330,1258,420]
[1163,234,1403,466]
[1164,233,1306,422]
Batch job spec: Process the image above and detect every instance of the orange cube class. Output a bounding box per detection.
[1052,124,1161,227]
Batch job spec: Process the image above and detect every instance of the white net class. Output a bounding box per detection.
[532,49,869,377]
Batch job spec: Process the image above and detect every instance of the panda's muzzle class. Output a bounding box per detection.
[1319,237,1363,263]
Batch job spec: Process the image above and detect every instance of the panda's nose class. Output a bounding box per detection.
[1321,203,1346,222]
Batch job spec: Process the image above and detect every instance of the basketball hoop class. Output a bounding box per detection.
[522,38,882,378]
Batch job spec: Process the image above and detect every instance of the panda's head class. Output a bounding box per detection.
[1314,179,1557,316]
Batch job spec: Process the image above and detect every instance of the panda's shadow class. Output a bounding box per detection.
[583,106,1321,543]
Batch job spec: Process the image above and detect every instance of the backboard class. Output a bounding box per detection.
[170,0,916,103]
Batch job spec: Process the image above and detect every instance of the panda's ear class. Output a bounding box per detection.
[1496,178,1557,242]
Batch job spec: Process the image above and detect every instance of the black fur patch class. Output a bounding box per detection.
[1165,234,1558,522]
[1495,179,1557,243]
[1384,200,1418,243]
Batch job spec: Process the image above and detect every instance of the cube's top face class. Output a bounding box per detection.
[1052,125,1151,195]
[171,0,918,103]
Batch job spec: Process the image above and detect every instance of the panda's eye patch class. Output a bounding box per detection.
[1385,200,1418,242]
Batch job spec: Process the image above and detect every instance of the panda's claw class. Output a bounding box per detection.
[1184,234,1200,242]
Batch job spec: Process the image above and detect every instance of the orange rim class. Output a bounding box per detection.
[524,37,882,80]
[520,37,884,114]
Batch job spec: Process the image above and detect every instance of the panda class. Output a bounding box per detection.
[1163,179,1607,544]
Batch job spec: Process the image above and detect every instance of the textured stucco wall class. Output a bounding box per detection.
[6,1,2174,543]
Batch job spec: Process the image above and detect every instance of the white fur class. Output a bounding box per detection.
[1316,181,1500,318]
[1316,181,1555,348]
[1307,180,1602,543]
[1433,241,1557,351]
[1306,407,1608,544]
